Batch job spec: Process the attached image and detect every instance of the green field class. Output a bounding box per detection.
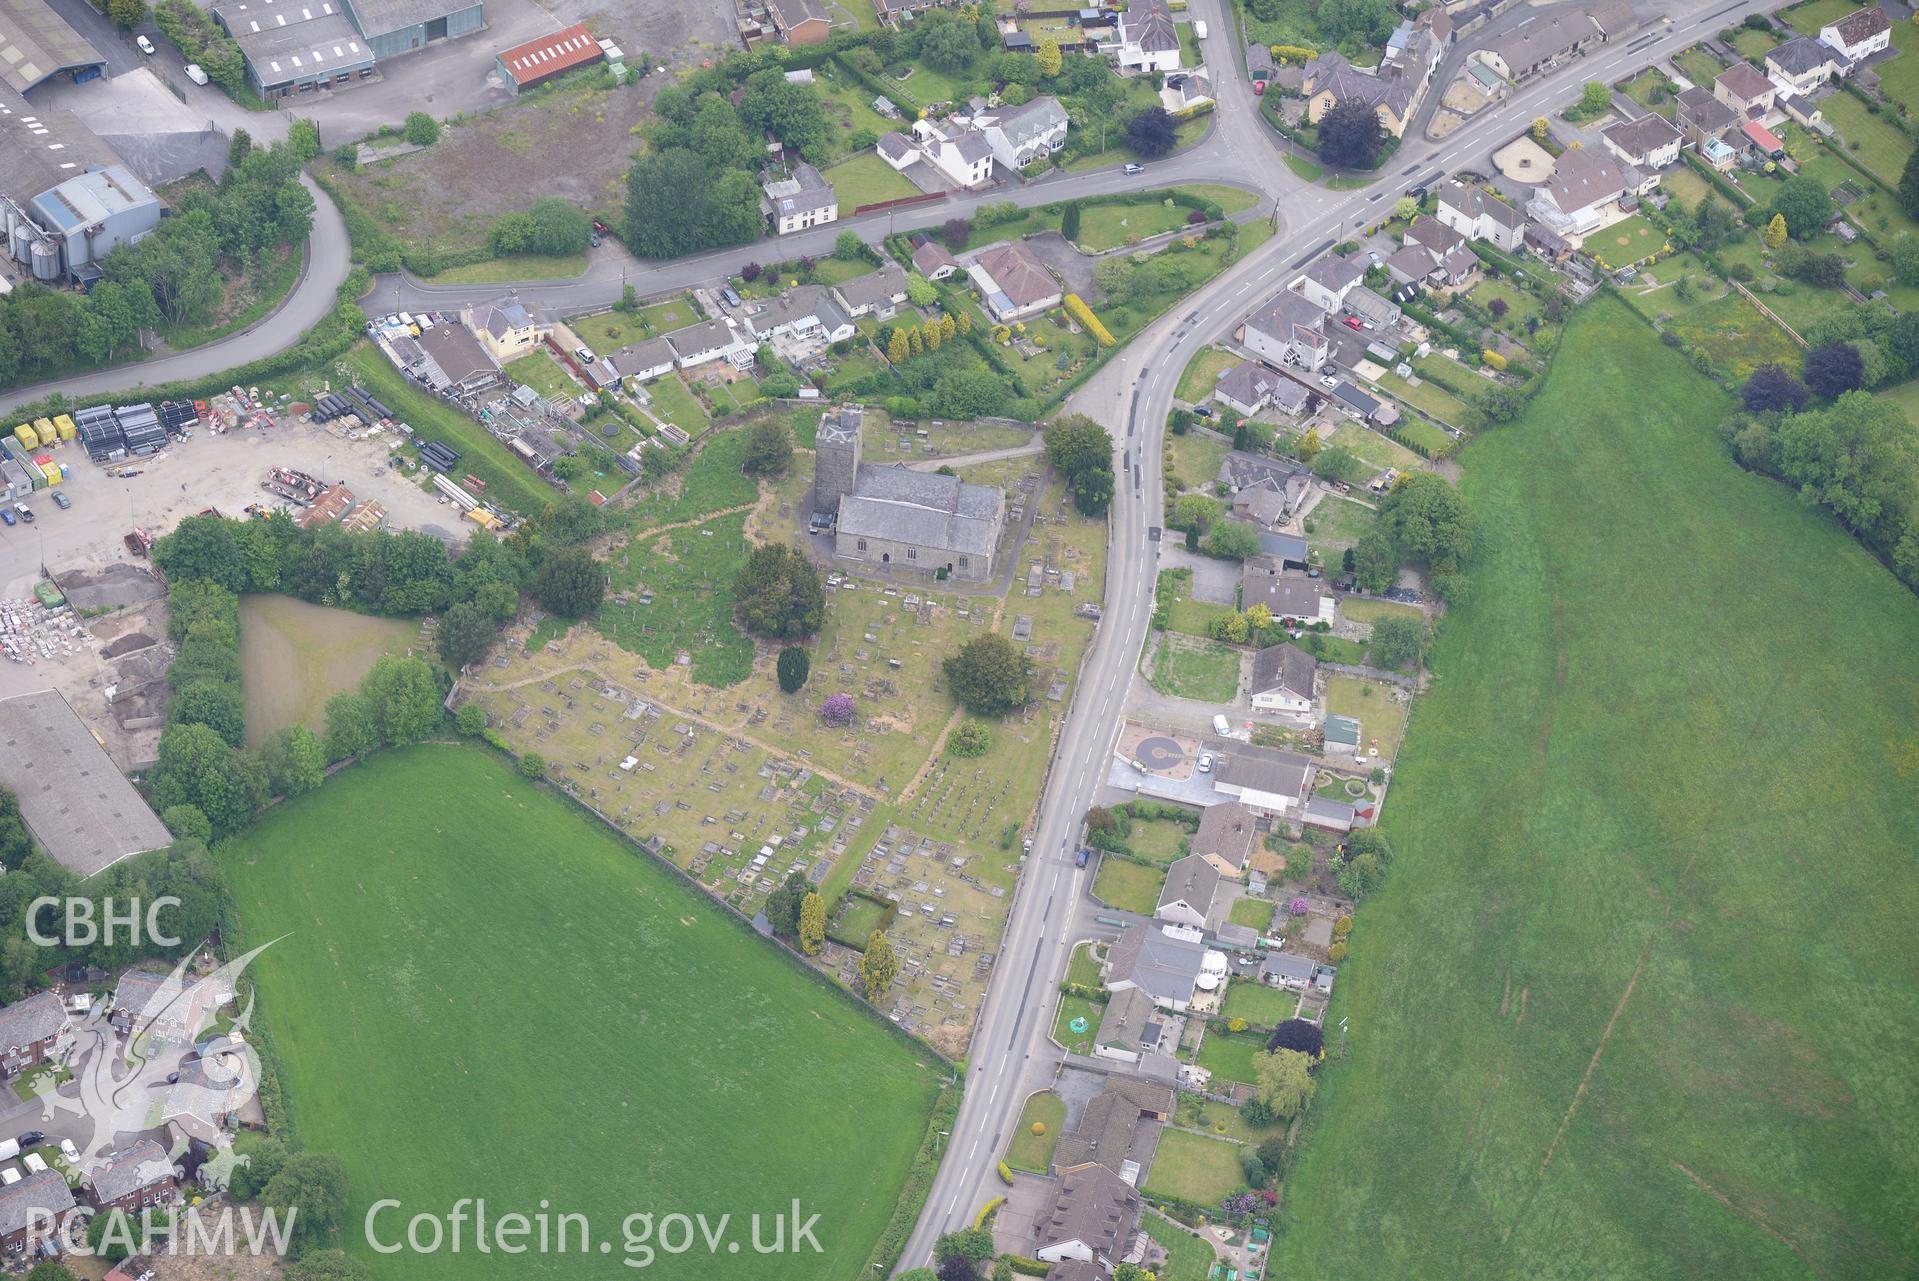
[1302,495,1379,557]
[237,595,421,747]
[644,373,712,432]
[1810,91,1914,187]
[221,745,941,1279]
[1144,1128,1248,1204]
[1053,993,1105,1056]
[1274,299,1919,1278]
[1150,634,1242,702]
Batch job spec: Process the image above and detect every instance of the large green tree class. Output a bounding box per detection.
[1769,174,1834,241]
[1254,1047,1317,1118]
[943,633,1030,715]
[733,543,825,640]
[538,548,604,619]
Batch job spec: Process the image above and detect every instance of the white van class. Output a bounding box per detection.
[184,63,208,85]
[0,1139,20,1163]
[0,1169,17,1186]
[20,1154,44,1174]
[1212,714,1231,736]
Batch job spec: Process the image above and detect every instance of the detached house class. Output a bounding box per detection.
[1714,61,1776,122]
[761,162,838,235]
[1213,750,1312,816]
[1527,146,1631,236]
[1103,923,1207,1012]
[1191,800,1258,879]
[766,0,831,45]
[1602,112,1683,170]
[1767,35,1849,92]
[911,119,995,188]
[1240,292,1329,371]
[1032,1163,1143,1268]
[1248,642,1317,716]
[1154,854,1219,930]
[831,263,908,319]
[1241,556,1336,626]
[1052,1077,1175,1184]
[1435,180,1524,250]
[1290,253,1366,312]
[969,241,1062,321]
[1819,6,1890,63]
[977,95,1068,170]
[748,286,855,344]
[465,297,543,361]
[1115,0,1180,73]
[665,317,756,371]
[911,240,960,281]
[1213,361,1288,416]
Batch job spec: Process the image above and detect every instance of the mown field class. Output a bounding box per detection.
[1274,300,1919,1277]
[221,745,942,1279]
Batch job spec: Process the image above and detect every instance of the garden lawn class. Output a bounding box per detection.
[1808,92,1914,187]
[1222,980,1295,1026]
[419,252,588,284]
[1395,417,1457,456]
[340,346,552,517]
[1337,596,1422,626]
[1128,816,1194,865]
[1053,993,1105,1056]
[1167,429,1231,491]
[1273,297,1919,1279]
[504,351,579,401]
[1142,1212,1218,1281]
[1093,857,1163,915]
[1302,495,1379,557]
[1228,896,1276,933]
[1007,1091,1066,1173]
[1284,153,1325,181]
[1195,1030,1266,1087]
[1324,675,1407,759]
[1176,347,1239,403]
[1076,198,1200,253]
[220,745,940,1280]
[1583,214,1666,269]
[1370,370,1479,434]
[1150,634,1242,702]
[1617,66,1678,118]
[1066,941,1102,989]
[1672,46,1724,89]
[1144,1129,1248,1205]
[638,298,702,332]
[643,374,711,433]
[821,151,921,209]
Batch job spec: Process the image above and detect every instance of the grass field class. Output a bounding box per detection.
[1167,429,1231,492]
[221,745,941,1279]
[237,596,421,747]
[1222,980,1295,1026]
[1150,634,1242,702]
[1273,298,1919,1278]
[1144,1128,1248,1204]
[1007,1091,1066,1173]
[1616,66,1679,118]
[1129,816,1195,865]
[1663,290,1804,381]
[1066,941,1101,989]
[1176,347,1239,403]
[1809,91,1914,187]
[821,151,920,210]
[1093,856,1163,915]
[1195,1029,1267,1087]
[1302,495,1379,558]
[1672,46,1724,89]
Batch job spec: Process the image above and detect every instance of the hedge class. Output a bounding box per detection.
[1064,293,1116,346]
[997,1160,1014,1186]
[859,1080,963,1277]
[975,1196,1004,1228]
[1006,1257,1050,1277]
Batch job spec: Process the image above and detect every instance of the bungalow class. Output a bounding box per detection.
[977,95,1069,170]
[1602,112,1683,170]
[1675,86,1739,149]
[1092,986,1161,1063]
[1290,254,1366,312]
[1161,69,1215,113]
[1213,361,1286,416]
[969,241,1063,322]
[1154,854,1219,930]
[1240,292,1329,371]
[1385,242,1469,288]
[761,162,838,235]
[911,119,995,188]
[911,240,960,281]
[1304,796,1359,832]
[1527,146,1630,236]
[1434,179,1525,250]
[0,1170,75,1257]
[1819,6,1890,63]
[0,991,67,1076]
[665,317,756,370]
[1115,0,1180,74]
[1033,1163,1142,1267]
[1103,922,1207,1011]
[1261,950,1316,990]
[1191,800,1258,879]
[1714,61,1776,122]
[1052,1077,1175,1183]
[412,323,506,397]
[1330,380,1399,426]
[1767,35,1849,92]
[876,131,920,170]
[1212,749,1312,816]
[1241,558,1336,626]
[465,297,544,361]
[749,286,855,345]
[766,0,831,45]
[87,1140,175,1215]
[1248,642,1317,716]
[611,335,678,384]
[832,263,909,319]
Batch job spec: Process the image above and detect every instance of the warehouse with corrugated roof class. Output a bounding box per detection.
[0,0,107,94]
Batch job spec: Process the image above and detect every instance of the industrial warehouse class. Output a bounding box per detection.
[0,690,171,878]
[212,0,486,99]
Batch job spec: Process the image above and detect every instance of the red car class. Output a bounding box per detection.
[1342,315,1363,330]
[1254,81,1266,96]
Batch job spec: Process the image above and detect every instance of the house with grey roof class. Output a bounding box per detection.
[1435,179,1524,250]
[1527,146,1630,235]
[911,118,995,188]
[1767,35,1849,92]
[969,241,1063,321]
[1230,483,1289,530]
[1213,748,1313,816]
[1476,0,1628,83]
[1033,1162,1143,1267]
[831,262,908,319]
[611,335,678,384]
[1290,253,1367,312]
[1304,795,1359,832]
[0,991,67,1076]
[665,317,755,371]
[1051,1076,1175,1184]
[1261,950,1317,990]
[408,322,505,396]
[911,239,960,280]
[876,130,919,169]
[465,296,544,361]
[1241,557,1335,627]
[1191,800,1258,878]
[1715,61,1776,122]
[1675,85,1739,149]
[1103,923,1207,1011]
[1093,986,1161,1063]
[1819,5,1889,62]
[87,1139,174,1214]
[1213,361,1286,416]
[1249,642,1317,716]
[1241,292,1329,371]
[748,285,855,344]
[1116,0,1179,73]
[0,1169,75,1255]
[1154,854,1219,929]
[977,94,1068,170]
[761,162,839,235]
[1602,113,1683,170]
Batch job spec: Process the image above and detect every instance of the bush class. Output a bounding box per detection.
[403,112,441,146]
[1063,293,1115,346]
[949,720,992,757]
[777,645,811,693]
[518,753,547,779]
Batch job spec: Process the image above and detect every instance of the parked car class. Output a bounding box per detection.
[14,504,33,524]
[13,1133,42,1149]
[1342,315,1363,330]
[0,510,14,527]
[136,35,155,54]
[1319,374,1339,389]
[1074,848,1089,868]
[1212,713,1231,735]
[1197,752,1213,773]
[592,219,610,235]
[574,346,596,365]
[51,492,69,510]
[1253,80,1266,96]
[1124,162,1145,175]
[57,1139,78,1163]
[183,63,208,85]
[1191,404,1214,418]
[720,286,742,308]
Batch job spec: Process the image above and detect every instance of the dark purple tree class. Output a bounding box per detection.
[1289,897,1310,917]
[820,693,856,727]
[1803,341,1864,400]
[1741,364,1811,414]
[1267,1018,1326,1059]
[1487,298,1509,319]
[942,217,971,250]
[740,261,762,281]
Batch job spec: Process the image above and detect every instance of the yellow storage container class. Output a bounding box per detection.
[13,424,38,450]
[39,461,61,486]
[53,415,76,442]
[32,419,55,449]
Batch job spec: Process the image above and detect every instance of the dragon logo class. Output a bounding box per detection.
[26,938,284,1195]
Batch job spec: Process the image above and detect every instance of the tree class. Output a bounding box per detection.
[1763,212,1788,251]
[734,543,826,639]
[1071,465,1115,516]
[106,0,145,26]
[886,328,912,363]
[1531,116,1549,141]
[905,274,939,307]
[1253,1048,1316,1119]
[151,722,257,836]
[859,929,899,996]
[1578,80,1610,115]
[322,692,378,763]
[455,702,487,736]
[920,14,980,71]
[1123,106,1178,158]
[1742,364,1811,414]
[538,548,604,618]
[260,725,326,798]
[1044,414,1113,479]
[1803,341,1864,399]
[1318,98,1384,170]
[26,1262,77,1281]
[1267,1018,1325,1058]
[1377,472,1475,571]
[287,118,321,163]
[833,230,865,261]
[1337,850,1383,898]
[402,111,440,146]
[1209,610,1250,643]
[944,633,1030,715]
[261,1152,349,1255]
[820,693,857,727]
[1770,174,1833,241]
[1204,521,1262,561]
[942,217,971,250]
[743,418,794,476]
[169,681,245,747]
[1900,148,1919,221]
[1394,195,1418,220]
[1368,615,1425,670]
[1312,445,1358,481]
[359,655,442,747]
[777,646,810,693]
[1346,828,1394,865]
[1036,35,1063,78]
[161,803,213,844]
[797,892,825,955]
[766,871,809,936]
[1295,428,1322,462]
[436,600,499,669]
[1172,493,1221,531]
[948,720,992,758]
[934,1227,995,1267]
